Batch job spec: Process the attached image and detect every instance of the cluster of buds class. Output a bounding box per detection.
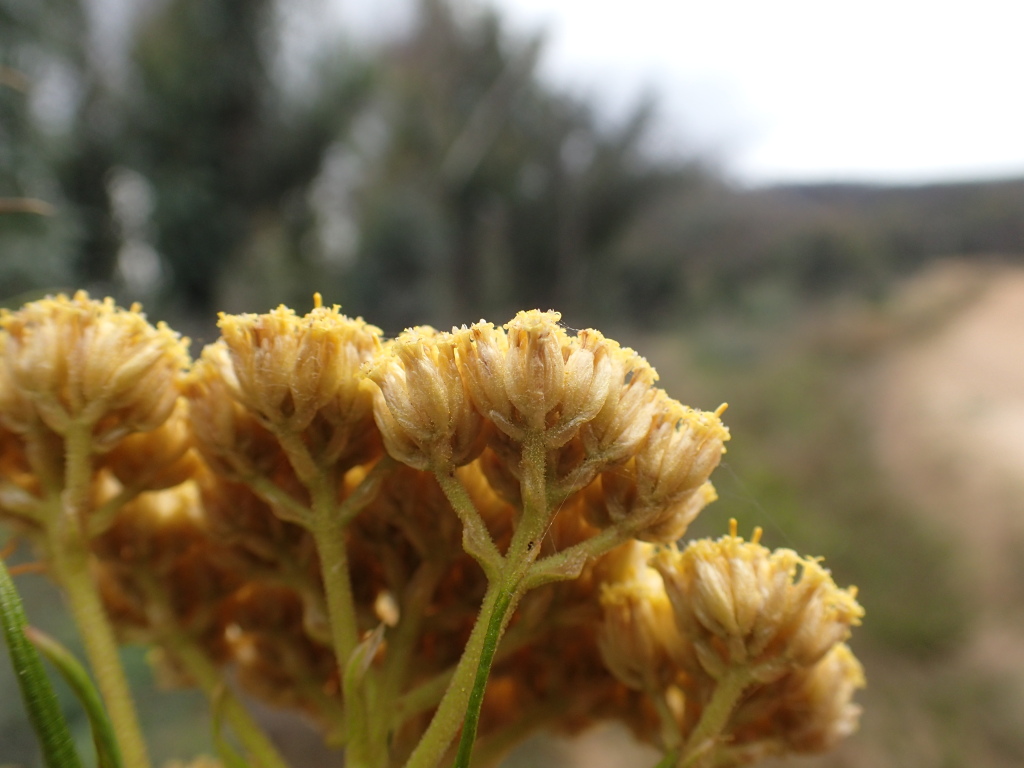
[598,523,864,762]
[0,293,864,768]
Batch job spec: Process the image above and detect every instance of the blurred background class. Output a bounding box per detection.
[2,0,1024,766]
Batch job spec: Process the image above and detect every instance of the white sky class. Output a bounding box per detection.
[492,0,1024,185]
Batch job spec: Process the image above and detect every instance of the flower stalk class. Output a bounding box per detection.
[50,424,151,768]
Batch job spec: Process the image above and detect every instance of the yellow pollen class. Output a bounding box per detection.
[313,292,323,309]
[729,518,738,537]
[714,402,729,417]
[752,526,763,544]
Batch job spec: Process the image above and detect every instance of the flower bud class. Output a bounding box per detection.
[651,523,863,682]
[453,321,515,435]
[580,344,660,464]
[364,328,488,470]
[548,328,615,447]
[184,343,285,480]
[727,643,865,758]
[598,542,684,693]
[455,313,640,457]
[217,300,382,435]
[581,397,726,540]
[634,482,717,544]
[771,643,865,752]
[635,396,729,505]
[0,292,188,445]
[504,310,567,431]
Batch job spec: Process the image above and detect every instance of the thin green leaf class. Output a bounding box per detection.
[0,556,85,768]
[210,684,255,768]
[26,626,124,768]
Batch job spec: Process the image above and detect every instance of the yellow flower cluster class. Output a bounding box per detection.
[0,293,863,768]
[598,523,864,761]
[0,291,187,446]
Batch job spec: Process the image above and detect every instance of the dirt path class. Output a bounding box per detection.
[867,260,1024,752]
[871,261,1024,597]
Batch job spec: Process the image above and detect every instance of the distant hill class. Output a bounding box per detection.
[762,177,1024,264]
[613,175,1024,322]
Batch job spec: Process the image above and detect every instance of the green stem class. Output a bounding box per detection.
[405,431,554,768]
[524,517,636,589]
[374,561,445,754]
[343,626,387,768]
[87,483,145,538]
[401,581,503,768]
[451,431,549,768]
[310,481,359,665]
[51,540,151,768]
[167,635,291,768]
[275,436,394,767]
[242,474,312,526]
[433,470,502,577]
[676,668,752,768]
[52,425,151,768]
[652,689,683,754]
[308,476,371,764]
[391,598,559,728]
[510,432,550,565]
[451,586,517,768]
[456,697,563,768]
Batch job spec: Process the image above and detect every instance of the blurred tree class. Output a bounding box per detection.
[338,0,697,331]
[0,0,87,301]
[123,0,371,312]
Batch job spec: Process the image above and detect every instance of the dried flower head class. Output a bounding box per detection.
[634,396,729,505]
[651,521,864,681]
[0,291,188,446]
[580,395,727,542]
[579,343,661,464]
[729,642,866,758]
[598,541,684,693]
[585,472,719,544]
[363,327,488,469]
[216,298,382,437]
[184,342,286,480]
[454,311,618,447]
[503,310,571,431]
